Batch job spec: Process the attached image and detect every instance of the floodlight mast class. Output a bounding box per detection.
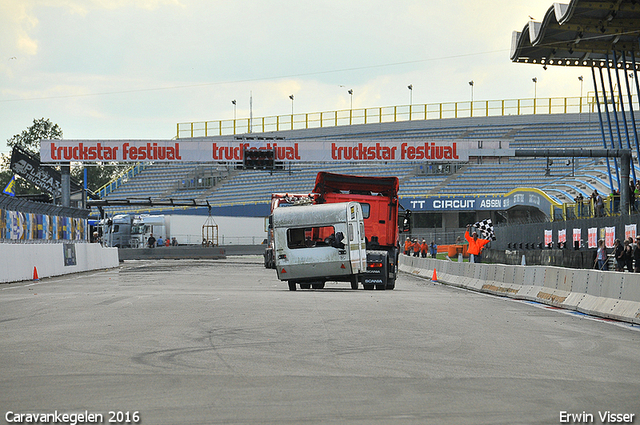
[514,148,632,215]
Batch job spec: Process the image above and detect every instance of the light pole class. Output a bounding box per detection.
[232,100,237,134]
[469,81,474,117]
[578,76,583,113]
[348,89,354,125]
[532,77,538,113]
[289,94,294,129]
[408,84,413,120]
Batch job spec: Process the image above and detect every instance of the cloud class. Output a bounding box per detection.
[0,2,39,56]
[0,0,596,156]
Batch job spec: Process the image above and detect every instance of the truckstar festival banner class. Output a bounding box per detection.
[40,139,508,163]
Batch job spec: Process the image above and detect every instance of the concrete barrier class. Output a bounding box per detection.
[399,255,640,325]
[0,243,119,283]
[118,246,226,260]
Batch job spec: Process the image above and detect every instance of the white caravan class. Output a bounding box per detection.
[272,201,366,291]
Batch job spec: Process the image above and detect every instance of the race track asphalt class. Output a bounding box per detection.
[1,256,639,425]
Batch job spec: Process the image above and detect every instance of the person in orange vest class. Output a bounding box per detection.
[465,224,490,263]
[404,237,413,255]
[420,239,428,258]
[413,238,421,257]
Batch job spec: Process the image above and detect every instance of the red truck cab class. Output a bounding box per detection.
[313,172,401,289]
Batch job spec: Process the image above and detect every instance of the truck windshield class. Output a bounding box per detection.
[359,203,370,219]
[287,226,336,249]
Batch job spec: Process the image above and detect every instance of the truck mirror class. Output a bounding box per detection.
[402,210,411,232]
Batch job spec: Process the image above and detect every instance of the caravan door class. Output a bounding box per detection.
[346,203,366,274]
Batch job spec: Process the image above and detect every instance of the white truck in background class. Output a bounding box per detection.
[273,201,367,291]
[101,214,169,248]
[99,213,266,247]
[131,215,170,247]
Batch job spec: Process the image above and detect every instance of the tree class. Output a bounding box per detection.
[1,118,128,198]
[7,118,63,156]
[1,118,62,196]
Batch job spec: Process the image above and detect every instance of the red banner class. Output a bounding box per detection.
[40,139,510,163]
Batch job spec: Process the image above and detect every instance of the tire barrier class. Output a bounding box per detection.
[399,255,640,325]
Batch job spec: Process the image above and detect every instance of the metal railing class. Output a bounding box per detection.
[96,163,148,199]
[558,195,633,221]
[176,93,637,139]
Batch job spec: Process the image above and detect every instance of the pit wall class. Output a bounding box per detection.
[399,255,640,325]
[0,243,119,283]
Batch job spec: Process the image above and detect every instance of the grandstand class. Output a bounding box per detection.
[97,110,632,218]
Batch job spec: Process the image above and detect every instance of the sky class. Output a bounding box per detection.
[0,0,589,157]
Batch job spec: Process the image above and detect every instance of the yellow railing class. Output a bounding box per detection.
[560,196,630,220]
[176,94,638,139]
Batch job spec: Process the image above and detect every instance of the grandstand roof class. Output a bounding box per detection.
[511,0,640,68]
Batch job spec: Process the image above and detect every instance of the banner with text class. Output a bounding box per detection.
[40,139,510,163]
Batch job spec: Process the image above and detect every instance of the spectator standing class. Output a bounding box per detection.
[595,239,607,270]
[172,237,178,246]
[147,233,156,249]
[574,193,584,217]
[404,237,413,255]
[413,239,421,257]
[157,236,164,247]
[165,237,170,247]
[594,190,605,217]
[614,239,624,271]
[420,239,428,258]
[634,237,640,272]
[623,239,634,272]
[429,241,437,258]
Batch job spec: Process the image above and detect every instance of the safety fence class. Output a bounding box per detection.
[400,255,640,324]
[176,94,631,138]
[1,196,90,242]
[0,194,117,283]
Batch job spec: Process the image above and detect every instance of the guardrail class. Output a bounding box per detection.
[399,255,640,324]
[176,94,636,139]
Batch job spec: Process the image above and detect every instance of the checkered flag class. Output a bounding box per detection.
[472,219,496,241]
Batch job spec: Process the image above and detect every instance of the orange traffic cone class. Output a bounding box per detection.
[33,266,39,281]
[431,268,437,281]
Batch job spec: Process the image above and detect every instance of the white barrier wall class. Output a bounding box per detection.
[399,255,640,325]
[0,243,119,283]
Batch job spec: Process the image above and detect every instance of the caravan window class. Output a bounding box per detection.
[287,225,336,249]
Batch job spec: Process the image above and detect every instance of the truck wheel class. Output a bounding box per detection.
[386,279,396,290]
[288,282,297,291]
[300,283,311,289]
[363,283,374,290]
[311,282,325,289]
[350,276,359,290]
[375,282,386,290]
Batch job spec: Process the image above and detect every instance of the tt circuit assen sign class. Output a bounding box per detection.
[40,138,510,163]
[404,189,559,215]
